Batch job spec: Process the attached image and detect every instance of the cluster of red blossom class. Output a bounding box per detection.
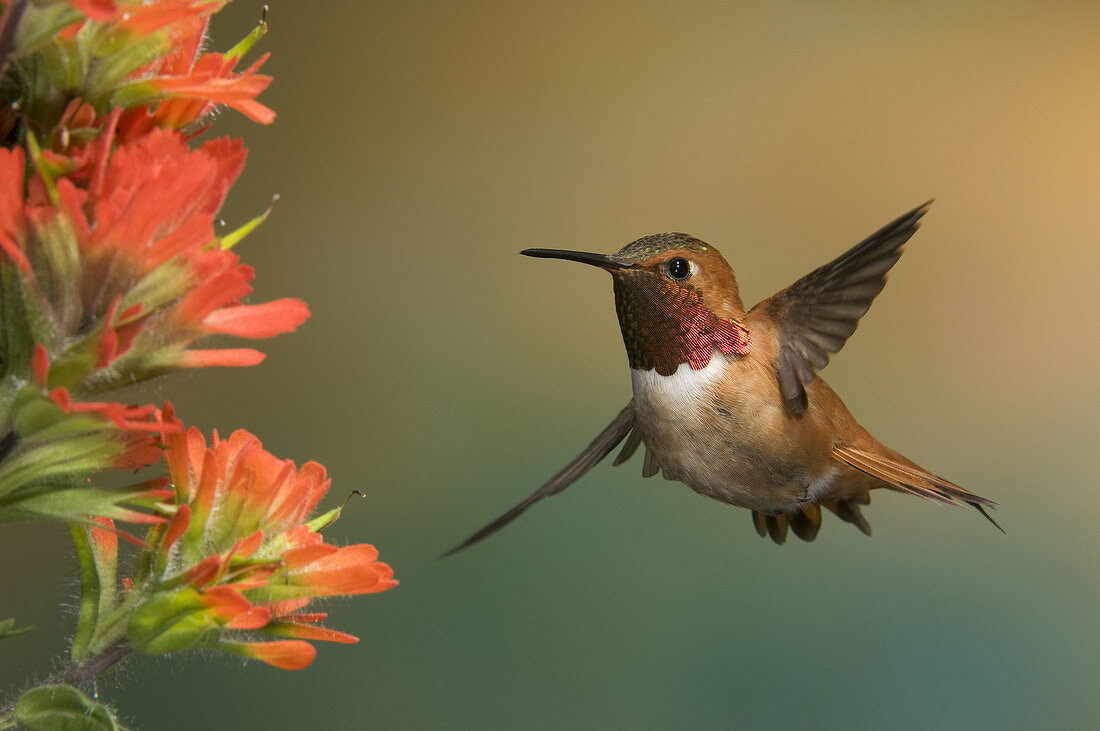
[0,0,393,672]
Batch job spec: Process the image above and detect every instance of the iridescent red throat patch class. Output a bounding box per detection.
[613,274,751,376]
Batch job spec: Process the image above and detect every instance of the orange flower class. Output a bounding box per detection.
[0,0,289,395]
[122,1,274,128]
[52,1,270,129]
[125,405,396,669]
[1,122,308,395]
[0,344,177,536]
[151,53,275,125]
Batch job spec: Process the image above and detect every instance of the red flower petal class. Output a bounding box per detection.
[282,543,338,570]
[90,517,119,563]
[87,519,149,548]
[265,461,328,531]
[70,401,170,432]
[235,529,264,559]
[270,621,359,645]
[116,0,220,36]
[88,129,245,272]
[264,597,312,618]
[189,448,219,523]
[282,524,321,548]
[185,555,222,588]
[115,435,164,469]
[202,585,272,629]
[70,0,116,22]
[174,255,253,325]
[289,544,397,596]
[49,388,72,411]
[88,109,120,202]
[32,344,49,388]
[151,53,275,124]
[95,296,125,367]
[0,148,29,273]
[226,605,273,630]
[238,640,316,670]
[280,612,327,624]
[235,449,294,520]
[201,299,310,338]
[177,348,266,368]
[161,504,191,555]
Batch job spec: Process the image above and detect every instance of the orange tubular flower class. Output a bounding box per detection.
[125,405,396,669]
[115,0,276,129]
[0,342,177,533]
[46,1,271,131]
[0,1,392,707]
[1,121,309,396]
[151,53,275,125]
[0,0,294,400]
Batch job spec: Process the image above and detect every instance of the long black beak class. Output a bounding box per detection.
[520,248,630,270]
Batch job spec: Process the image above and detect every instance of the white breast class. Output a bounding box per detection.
[628,351,831,512]
[630,353,728,416]
[629,353,730,489]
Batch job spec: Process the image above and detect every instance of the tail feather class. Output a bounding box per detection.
[752,511,768,538]
[789,502,822,541]
[752,497,869,544]
[833,444,1002,532]
[826,497,873,536]
[765,513,789,544]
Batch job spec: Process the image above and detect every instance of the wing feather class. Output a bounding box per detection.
[444,402,637,555]
[751,201,932,414]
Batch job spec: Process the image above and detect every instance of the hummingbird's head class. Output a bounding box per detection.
[521,233,751,376]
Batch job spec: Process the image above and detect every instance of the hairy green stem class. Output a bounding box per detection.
[0,639,133,723]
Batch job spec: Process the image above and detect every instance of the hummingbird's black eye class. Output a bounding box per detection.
[666,257,691,281]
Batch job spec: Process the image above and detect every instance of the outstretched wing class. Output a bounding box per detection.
[750,201,932,414]
[444,402,637,556]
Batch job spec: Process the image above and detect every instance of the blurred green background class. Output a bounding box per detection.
[3,1,1099,728]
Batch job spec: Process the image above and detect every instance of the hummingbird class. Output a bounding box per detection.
[447,202,999,554]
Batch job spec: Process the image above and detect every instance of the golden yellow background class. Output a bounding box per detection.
[3,1,1098,728]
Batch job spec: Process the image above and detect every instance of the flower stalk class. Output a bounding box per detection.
[0,2,395,726]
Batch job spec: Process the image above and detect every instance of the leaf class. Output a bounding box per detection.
[0,486,159,526]
[70,523,118,663]
[12,7,84,59]
[223,13,269,64]
[217,197,276,251]
[0,617,33,638]
[13,684,127,731]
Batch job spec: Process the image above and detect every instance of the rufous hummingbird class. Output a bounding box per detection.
[448,202,999,553]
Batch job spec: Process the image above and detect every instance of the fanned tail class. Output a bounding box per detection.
[751,498,870,545]
[833,444,1002,532]
[751,444,1002,545]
